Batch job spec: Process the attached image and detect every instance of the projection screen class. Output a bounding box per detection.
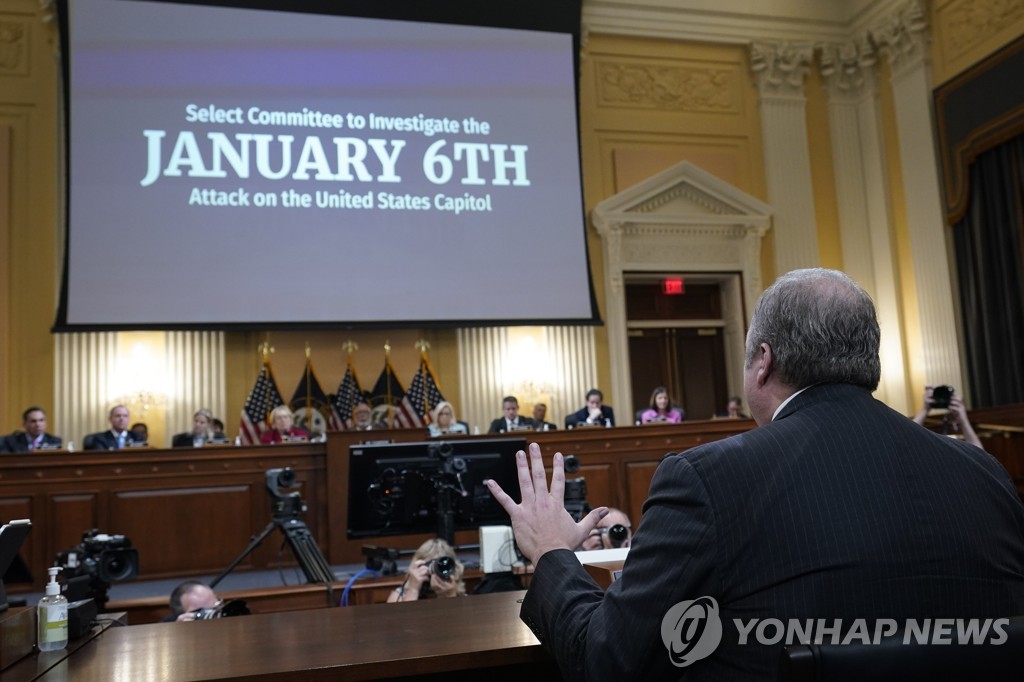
[55,0,597,330]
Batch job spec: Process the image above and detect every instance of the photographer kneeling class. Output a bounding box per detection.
[388,538,465,603]
[164,581,250,622]
[165,581,218,622]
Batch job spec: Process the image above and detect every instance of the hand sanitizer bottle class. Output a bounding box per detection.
[37,566,68,652]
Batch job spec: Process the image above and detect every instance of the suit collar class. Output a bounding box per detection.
[774,383,872,421]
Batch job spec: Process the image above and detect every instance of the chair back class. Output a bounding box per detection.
[778,616,1024,682]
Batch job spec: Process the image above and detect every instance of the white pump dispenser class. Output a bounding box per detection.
[37,566,68,651]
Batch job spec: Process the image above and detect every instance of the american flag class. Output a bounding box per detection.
[403,356,446,425]
[329,361,363,431]
[239,360,284,445]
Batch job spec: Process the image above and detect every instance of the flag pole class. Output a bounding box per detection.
[260,340,274,428]
[384,340,393,426]
[305,342,312,423]
[415,339,431,419]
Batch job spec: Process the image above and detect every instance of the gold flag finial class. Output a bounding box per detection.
[414,339,431,354]
[384,340,391,356]
[258,341,274,360]
[343,340,359,356]
[304,341,312,359]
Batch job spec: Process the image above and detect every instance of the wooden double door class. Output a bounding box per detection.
[628,326,728,422]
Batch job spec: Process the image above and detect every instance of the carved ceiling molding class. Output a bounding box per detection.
[871,0,929,77]
[818,37,877,99]
[941,0,1024,58]
[0,20,26,74]
[595,60,738,113]
[750,41,815,98]
[581,0,893,46]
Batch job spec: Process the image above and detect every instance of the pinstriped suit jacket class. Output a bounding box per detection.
[521,383,1024,681]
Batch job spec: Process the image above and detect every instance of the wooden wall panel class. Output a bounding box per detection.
[49,494,99,554]
[1,424,782,590]
[110,486,252,575]
[625,461,661,527]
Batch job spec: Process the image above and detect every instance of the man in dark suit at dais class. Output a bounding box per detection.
[488,268,1024,681]
[3,406,62,452]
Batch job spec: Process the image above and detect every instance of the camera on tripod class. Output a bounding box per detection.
[266,467,306,518]
[563,454,592,522]
[428,441,467,475]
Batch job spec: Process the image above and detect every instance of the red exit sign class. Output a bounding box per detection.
[662,278,685,295]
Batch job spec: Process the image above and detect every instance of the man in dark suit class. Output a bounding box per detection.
[531,403,557,431]
[3,406,62,452]
[487,396,535,433]
[488,268,1024,681]
[84,404,143,450]
[565,388,615,427]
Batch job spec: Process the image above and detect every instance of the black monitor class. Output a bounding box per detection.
[347,438,524,541]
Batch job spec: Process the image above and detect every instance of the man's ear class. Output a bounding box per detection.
[754,342,774,387]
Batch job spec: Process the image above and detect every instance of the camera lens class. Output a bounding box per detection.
[607,524,629,548]
[432,555,455,578]
[100,550,138,582]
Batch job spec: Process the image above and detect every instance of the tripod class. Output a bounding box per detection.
[211,489,335,589]
[211,513,334,588]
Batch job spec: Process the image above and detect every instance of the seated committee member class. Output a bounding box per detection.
[714,395,749,419]
[532,403,557,431]
[565,388,615,428]
[130,422,149,444]
[164,580,220,622]
[352,402,388,431]
[172,409,215,448]
[428,401,468,437]
[912,384,983,449]
[260,406,309,444]
[388,538,466,603]
[488,268,1024,680]
[639,386,685,424]
[578,507,631,551]
[210,418,228,441]
[3,406,62,452]
[488,396,534,433]
[84,405,143,450]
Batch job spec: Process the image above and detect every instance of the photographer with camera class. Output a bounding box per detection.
[912,384,983,450]
[387,538,465,603]
[165,581,219,622]
[579,507,632,551]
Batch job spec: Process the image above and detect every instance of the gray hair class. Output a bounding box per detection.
[745,268,880,391]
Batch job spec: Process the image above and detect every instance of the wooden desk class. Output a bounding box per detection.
[48,591,555,681]
[106,569,499,625]
[3,613,125,682]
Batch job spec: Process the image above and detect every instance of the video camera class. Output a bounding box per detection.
[55,529,139,610]
[562,454,592,522]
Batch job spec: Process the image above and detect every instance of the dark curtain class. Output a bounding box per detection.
[954,135,1024,407]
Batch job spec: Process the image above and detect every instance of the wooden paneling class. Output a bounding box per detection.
[110,486,252,574]
[625,461,663,526]
[8,413,1019,594]
[3,422,759,590]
